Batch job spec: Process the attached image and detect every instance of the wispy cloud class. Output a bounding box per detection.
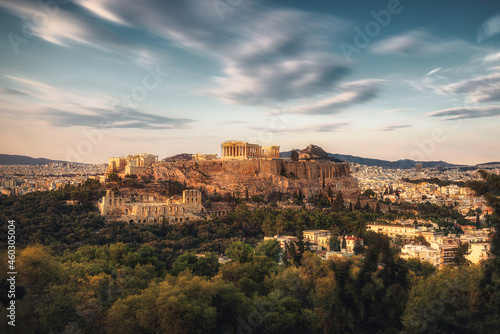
[477,14,500,43]
[0,0,162,66]
[46,107,193,129]
[426,67,441,76]
[0,86,30,97]
[425,106,500,120]
[1,74,190,129]
[483,52,500,62]
[441,72,500,103]
[376,122,412,131]
[381,108,414,115]
[19,0,353,105]
[3,74,111,109]
[250,121,350,133]
[371,30,483,56]
[286,79,386,115]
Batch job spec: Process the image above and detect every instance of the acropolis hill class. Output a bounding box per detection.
[105,142,359,201]
[148,159,358,200]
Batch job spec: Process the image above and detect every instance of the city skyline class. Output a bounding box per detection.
[1,0,499,165]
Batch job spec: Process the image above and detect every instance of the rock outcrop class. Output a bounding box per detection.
[148,160,358,200]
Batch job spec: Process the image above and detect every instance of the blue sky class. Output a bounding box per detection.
[0,0,499,164]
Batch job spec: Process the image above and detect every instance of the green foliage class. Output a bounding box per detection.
[290,149,299,161]
[107,173,120,183]
[403,177,465,187]
[171,252,219,278]
[226,240,254,263]
[403,266,482,333]
[466,170,500,331]
[255,239,282,262]
[406,258,436,279]
[1,174,500,333]
[363,189,375,198]
[452,241,472,266]
[251,195,264,203]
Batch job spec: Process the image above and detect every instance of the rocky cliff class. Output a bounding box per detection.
[148,160,358,200]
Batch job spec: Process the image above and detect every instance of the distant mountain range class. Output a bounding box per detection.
[280,145,496,169]
[0,154,84,165]
[475,162,500,168]
[2,151,498,169]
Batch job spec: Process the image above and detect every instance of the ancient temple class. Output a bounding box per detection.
[221,141,279,160]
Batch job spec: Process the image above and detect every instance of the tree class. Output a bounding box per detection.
[171,252,198,275]
[355,196,361,210]
[364,189,375,198]
[333,191,344,212]
[255,239,282,262]
[466,170,500,331]
[225,240,253,263]
[251,195,264,203]
[108,173,120,183]
[291,149,299,161]
[327,186,333,200]
[403,266,481,333]
[194,253,220,278]
[353,239,364,255]
[411,234,430,247]
[106,274,218,334]
[452,241,471,266]
[405,258,436,278]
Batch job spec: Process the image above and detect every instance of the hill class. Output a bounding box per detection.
[475,162,500,168]
[330,154,460,169]
[162,153,193,162]
[150,159,358,200]
[280,146,463,169]
[0,154,83,165]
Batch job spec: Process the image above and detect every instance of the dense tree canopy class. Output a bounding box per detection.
[0,171,499,333]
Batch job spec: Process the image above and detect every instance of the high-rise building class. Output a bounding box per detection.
[415,163,423,172]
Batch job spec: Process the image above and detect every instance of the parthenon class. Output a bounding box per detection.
[221,141,280,160]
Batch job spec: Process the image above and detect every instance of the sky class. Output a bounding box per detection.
[0,0,499,165]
